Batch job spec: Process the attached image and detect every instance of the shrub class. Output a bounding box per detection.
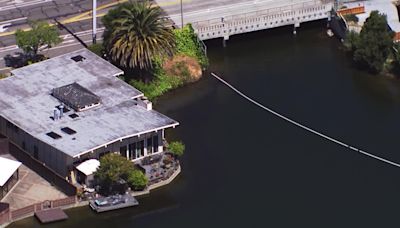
[173,24,208,68]
[127,169,148,191]
[15,21,62,57]
[163,54,202,83]
[94,153,135,194]
[130,64,183,100]
[168,141,185,157]
[88,43,105,57]
[344,11,394,73]
[344,14,359,23]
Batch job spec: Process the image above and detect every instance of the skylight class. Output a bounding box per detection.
[61,127,77,135]
[71,55,85,62]
[46,132,62,139]
[69,113,79,119]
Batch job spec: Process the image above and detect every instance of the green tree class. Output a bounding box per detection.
[127,169,148,190]
[103,0,176,70]
[343,30,359,52]
[15,21,62,58]
[352,11,394,72]
[94,153,135,192]
[168,141,185,157]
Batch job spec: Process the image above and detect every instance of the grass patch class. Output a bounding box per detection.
[129,64,183,101]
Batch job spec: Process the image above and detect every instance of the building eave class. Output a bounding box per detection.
[72,122,179,158]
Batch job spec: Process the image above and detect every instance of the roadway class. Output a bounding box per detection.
[0,0,316,72]
[158,0,319,27]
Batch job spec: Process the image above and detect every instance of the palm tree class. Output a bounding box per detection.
[104,1,176,70]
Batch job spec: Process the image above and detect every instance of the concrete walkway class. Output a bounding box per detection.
[0,154,66,210]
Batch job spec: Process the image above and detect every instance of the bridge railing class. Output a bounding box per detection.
[192,0,334,40]
[193,0,333,29]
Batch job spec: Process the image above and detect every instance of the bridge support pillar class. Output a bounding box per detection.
[223,35,229,47]
[327,12,332,28]
[293,22,300,35]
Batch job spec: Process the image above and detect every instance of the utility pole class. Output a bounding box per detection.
[180,0,184,27]
[92,0,97,44]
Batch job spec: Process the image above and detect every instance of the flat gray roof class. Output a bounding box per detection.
[0,49,178,158]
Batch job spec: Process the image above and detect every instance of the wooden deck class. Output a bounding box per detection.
[34,208,68,224]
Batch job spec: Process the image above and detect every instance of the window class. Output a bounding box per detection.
[129,143,136,160]
[153,135,159,153]
[22,141,26,150]
[120,146,127,158]
[147,137,153,155]
[137,141,144,157]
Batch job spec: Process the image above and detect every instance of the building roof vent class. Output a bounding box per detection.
[61,127,77,135]
[46,131,62,139]
[71,55,85,62]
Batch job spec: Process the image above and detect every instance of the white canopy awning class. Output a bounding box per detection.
[0,157,21,187]
[76,159,100,176]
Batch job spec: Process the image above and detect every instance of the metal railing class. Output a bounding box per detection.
[191,0,334,40]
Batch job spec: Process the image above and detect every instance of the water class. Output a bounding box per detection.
[11,21,400,227]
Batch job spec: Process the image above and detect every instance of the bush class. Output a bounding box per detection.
[344,14,359,23]
[127,24,208,100]
[88,43,105,57]
[15,21,62,57]
[130,64,183,101]
[168,141,185,157]
[94,153,136,194]
[127,170,148,191]
[173,24,208,68]
[344,11,394,73]
[343,31,359,52]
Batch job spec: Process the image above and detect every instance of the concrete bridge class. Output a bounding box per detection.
[162,0,335,41]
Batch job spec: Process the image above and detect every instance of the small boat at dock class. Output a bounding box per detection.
[89,194,139,213]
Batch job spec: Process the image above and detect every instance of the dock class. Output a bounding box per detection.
[89,194,139,213]
[34,208,68,224]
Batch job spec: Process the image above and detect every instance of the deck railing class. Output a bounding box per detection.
[1,196,77,225]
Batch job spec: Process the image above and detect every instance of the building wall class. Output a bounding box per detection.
[0,115,70,177]
[0,115,166,179]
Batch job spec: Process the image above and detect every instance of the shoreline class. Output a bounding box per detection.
[2,165,181,227]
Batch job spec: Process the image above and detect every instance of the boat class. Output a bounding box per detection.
[89,194,139,212]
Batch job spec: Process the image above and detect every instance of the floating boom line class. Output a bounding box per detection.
[211,72,400,168]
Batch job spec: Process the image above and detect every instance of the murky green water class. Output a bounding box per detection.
[11,21,400,228]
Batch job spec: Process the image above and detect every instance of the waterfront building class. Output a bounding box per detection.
[0,49,178,184]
